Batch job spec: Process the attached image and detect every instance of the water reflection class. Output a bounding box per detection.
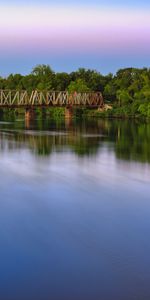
[0,117,150,300]
[0,118,150,163]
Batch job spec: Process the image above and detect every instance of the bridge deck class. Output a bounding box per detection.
[0,90,104,108]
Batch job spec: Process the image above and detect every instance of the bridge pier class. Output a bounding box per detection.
[25,108,35,120]
[65,106,73,119]
[25,108,35,129]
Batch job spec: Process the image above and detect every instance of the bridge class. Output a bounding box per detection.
[0,90,104,119]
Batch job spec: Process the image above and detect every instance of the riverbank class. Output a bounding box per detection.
[0,104,150,121]
[82,103,150,120]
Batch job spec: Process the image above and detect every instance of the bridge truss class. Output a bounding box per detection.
[0,90,104,108]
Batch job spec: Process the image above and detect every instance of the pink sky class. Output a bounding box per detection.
[0,5,150,74]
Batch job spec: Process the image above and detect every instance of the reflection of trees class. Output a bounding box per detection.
[0,118,150,163]
[0,119,105,157]
[114,120,150,163]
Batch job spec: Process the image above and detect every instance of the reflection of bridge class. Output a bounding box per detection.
[0,90,104,119]
[0,120,103,157]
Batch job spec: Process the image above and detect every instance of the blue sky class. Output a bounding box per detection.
[0,0,150,76]
[4,0,150,5]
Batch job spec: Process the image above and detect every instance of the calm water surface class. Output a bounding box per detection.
[0,117,150,300]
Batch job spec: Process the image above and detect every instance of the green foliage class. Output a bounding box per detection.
[54,72,70,90]
[116,89,133,106]
[104,80,116,102]
[32,64,54,77]
[0,65,150,119]
[67,79,90,93]
[138,103,150,118]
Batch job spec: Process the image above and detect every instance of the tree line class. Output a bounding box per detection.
[0,64,150,118]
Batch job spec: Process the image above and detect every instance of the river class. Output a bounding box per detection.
[0,117,150,300]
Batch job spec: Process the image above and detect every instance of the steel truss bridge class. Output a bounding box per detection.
[0,90,104,108]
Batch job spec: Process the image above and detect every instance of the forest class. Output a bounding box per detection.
[0,64,150,118]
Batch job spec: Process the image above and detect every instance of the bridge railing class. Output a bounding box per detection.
[0,90,104,107]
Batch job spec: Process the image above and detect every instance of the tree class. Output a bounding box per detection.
[54,73,71,90]
[32,64,54,77]
[31,64,54,91]
[116,89,132,106]
[67,79,90,93]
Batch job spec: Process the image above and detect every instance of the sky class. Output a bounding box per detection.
[0,0,150,76]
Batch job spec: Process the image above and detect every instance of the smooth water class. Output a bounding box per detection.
[0,117,150,300]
